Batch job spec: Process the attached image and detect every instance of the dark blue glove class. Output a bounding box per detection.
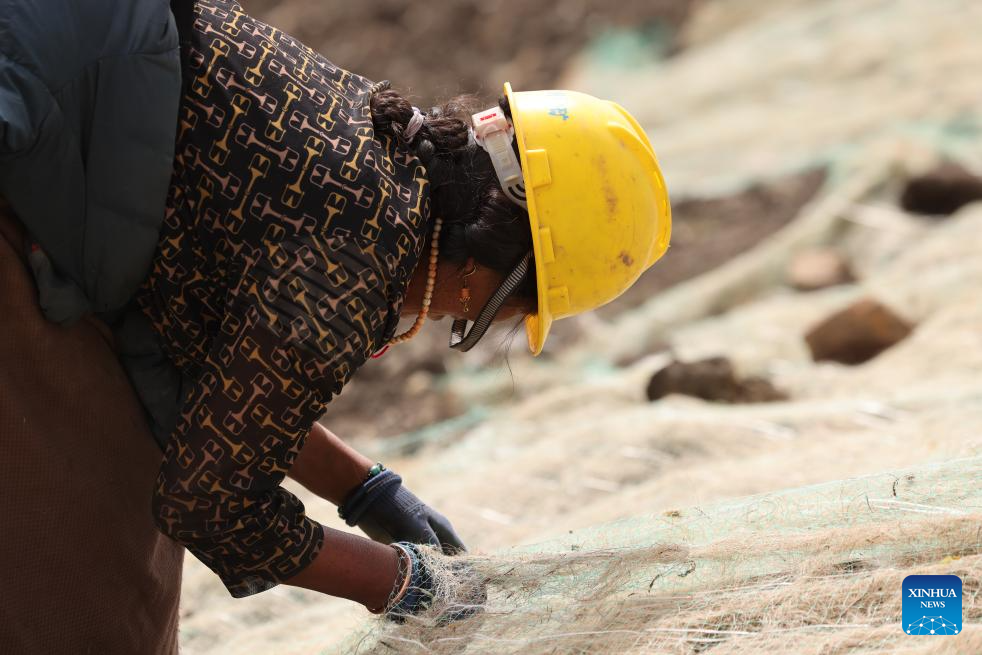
[339,468,466,554]
[385,542,485,625]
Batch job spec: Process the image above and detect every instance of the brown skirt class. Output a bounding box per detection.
[0,211,183,654]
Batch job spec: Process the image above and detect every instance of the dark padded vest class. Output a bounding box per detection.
[0,0,182,323]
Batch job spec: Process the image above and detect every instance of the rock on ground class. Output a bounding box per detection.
[787,247,854,291]
[645,356,787,403]
[804,298,913,365]
[900,162,982,216]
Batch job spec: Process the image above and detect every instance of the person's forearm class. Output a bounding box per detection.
[285,525,400,609]
[289,421,374,504]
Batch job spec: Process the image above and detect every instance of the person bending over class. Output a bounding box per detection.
[0,0,671,622]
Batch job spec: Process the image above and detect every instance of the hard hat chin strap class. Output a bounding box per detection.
[449,252,532,351]
[452,106,533,351]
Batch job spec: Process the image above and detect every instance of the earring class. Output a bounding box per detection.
[459,262,476,314]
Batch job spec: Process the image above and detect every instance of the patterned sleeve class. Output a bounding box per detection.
[151,233,399,597]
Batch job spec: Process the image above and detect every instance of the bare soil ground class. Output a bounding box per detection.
[244,0,696,103]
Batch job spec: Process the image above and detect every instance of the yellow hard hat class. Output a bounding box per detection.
[501,83,672,355]
[449,84,671,355]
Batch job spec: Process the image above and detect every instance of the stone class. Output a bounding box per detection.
[645,356,787,403]
[804,298,913,365]
[787,248,854,291]
[900,162,982,216]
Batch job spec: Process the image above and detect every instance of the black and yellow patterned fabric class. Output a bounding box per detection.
[136,0,430,596]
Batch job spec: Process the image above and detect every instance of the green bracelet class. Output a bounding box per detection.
[365,462,385,482]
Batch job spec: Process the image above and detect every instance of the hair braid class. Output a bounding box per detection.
[368,83,471,158]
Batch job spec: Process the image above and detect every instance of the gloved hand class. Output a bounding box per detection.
[338,468,466,554]
[383,542,485,625]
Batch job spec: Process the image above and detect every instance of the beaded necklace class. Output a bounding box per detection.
[387,216,442,345]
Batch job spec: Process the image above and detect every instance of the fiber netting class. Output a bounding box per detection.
[348,457,981,654]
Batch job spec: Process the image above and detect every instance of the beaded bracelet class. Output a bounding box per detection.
[365,462,385,482]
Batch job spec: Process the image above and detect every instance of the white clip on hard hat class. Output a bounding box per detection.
[471,107,527,210]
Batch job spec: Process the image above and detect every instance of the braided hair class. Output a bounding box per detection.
[368,82,537,305]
